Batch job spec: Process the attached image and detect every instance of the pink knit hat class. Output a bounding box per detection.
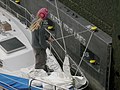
[37,8,48,20]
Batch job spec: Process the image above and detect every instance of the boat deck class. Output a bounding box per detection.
[0,7,35,71]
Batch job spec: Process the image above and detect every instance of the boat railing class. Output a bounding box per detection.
[0,1,89,89]
[0,0,33,27]
[0,1,71,89]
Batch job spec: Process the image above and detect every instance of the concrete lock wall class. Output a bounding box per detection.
[19,0,112,90]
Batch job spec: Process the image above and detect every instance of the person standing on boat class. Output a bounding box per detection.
[30,8,53,72]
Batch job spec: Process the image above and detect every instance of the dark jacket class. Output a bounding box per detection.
[32,19,49,49]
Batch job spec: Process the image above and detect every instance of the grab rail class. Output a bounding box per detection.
[0,0,34,27]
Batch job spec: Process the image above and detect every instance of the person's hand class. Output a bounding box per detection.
[48,37,54,43]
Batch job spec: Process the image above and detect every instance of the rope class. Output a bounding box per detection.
[0,0,33,25]
[75,31,94,76]
[54,0,67,54]
[48,41,64,63]
[49,40,90,89]
[9,0,32,16]
[46,29,67,54]
[49,33,52,55]
[56,29,90,41]
[45,29,65,53]
[46,0,107,43]
[46,29,83,74]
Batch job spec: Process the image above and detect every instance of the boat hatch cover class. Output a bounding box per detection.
[0,37,26,54]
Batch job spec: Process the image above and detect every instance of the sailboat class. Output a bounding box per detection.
[0,0,89,90]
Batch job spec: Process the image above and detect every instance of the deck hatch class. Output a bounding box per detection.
[0,37,26,54]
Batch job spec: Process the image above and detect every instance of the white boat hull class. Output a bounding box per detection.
[0,6,88,90]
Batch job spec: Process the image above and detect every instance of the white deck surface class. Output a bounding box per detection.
[0,7,35,71]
